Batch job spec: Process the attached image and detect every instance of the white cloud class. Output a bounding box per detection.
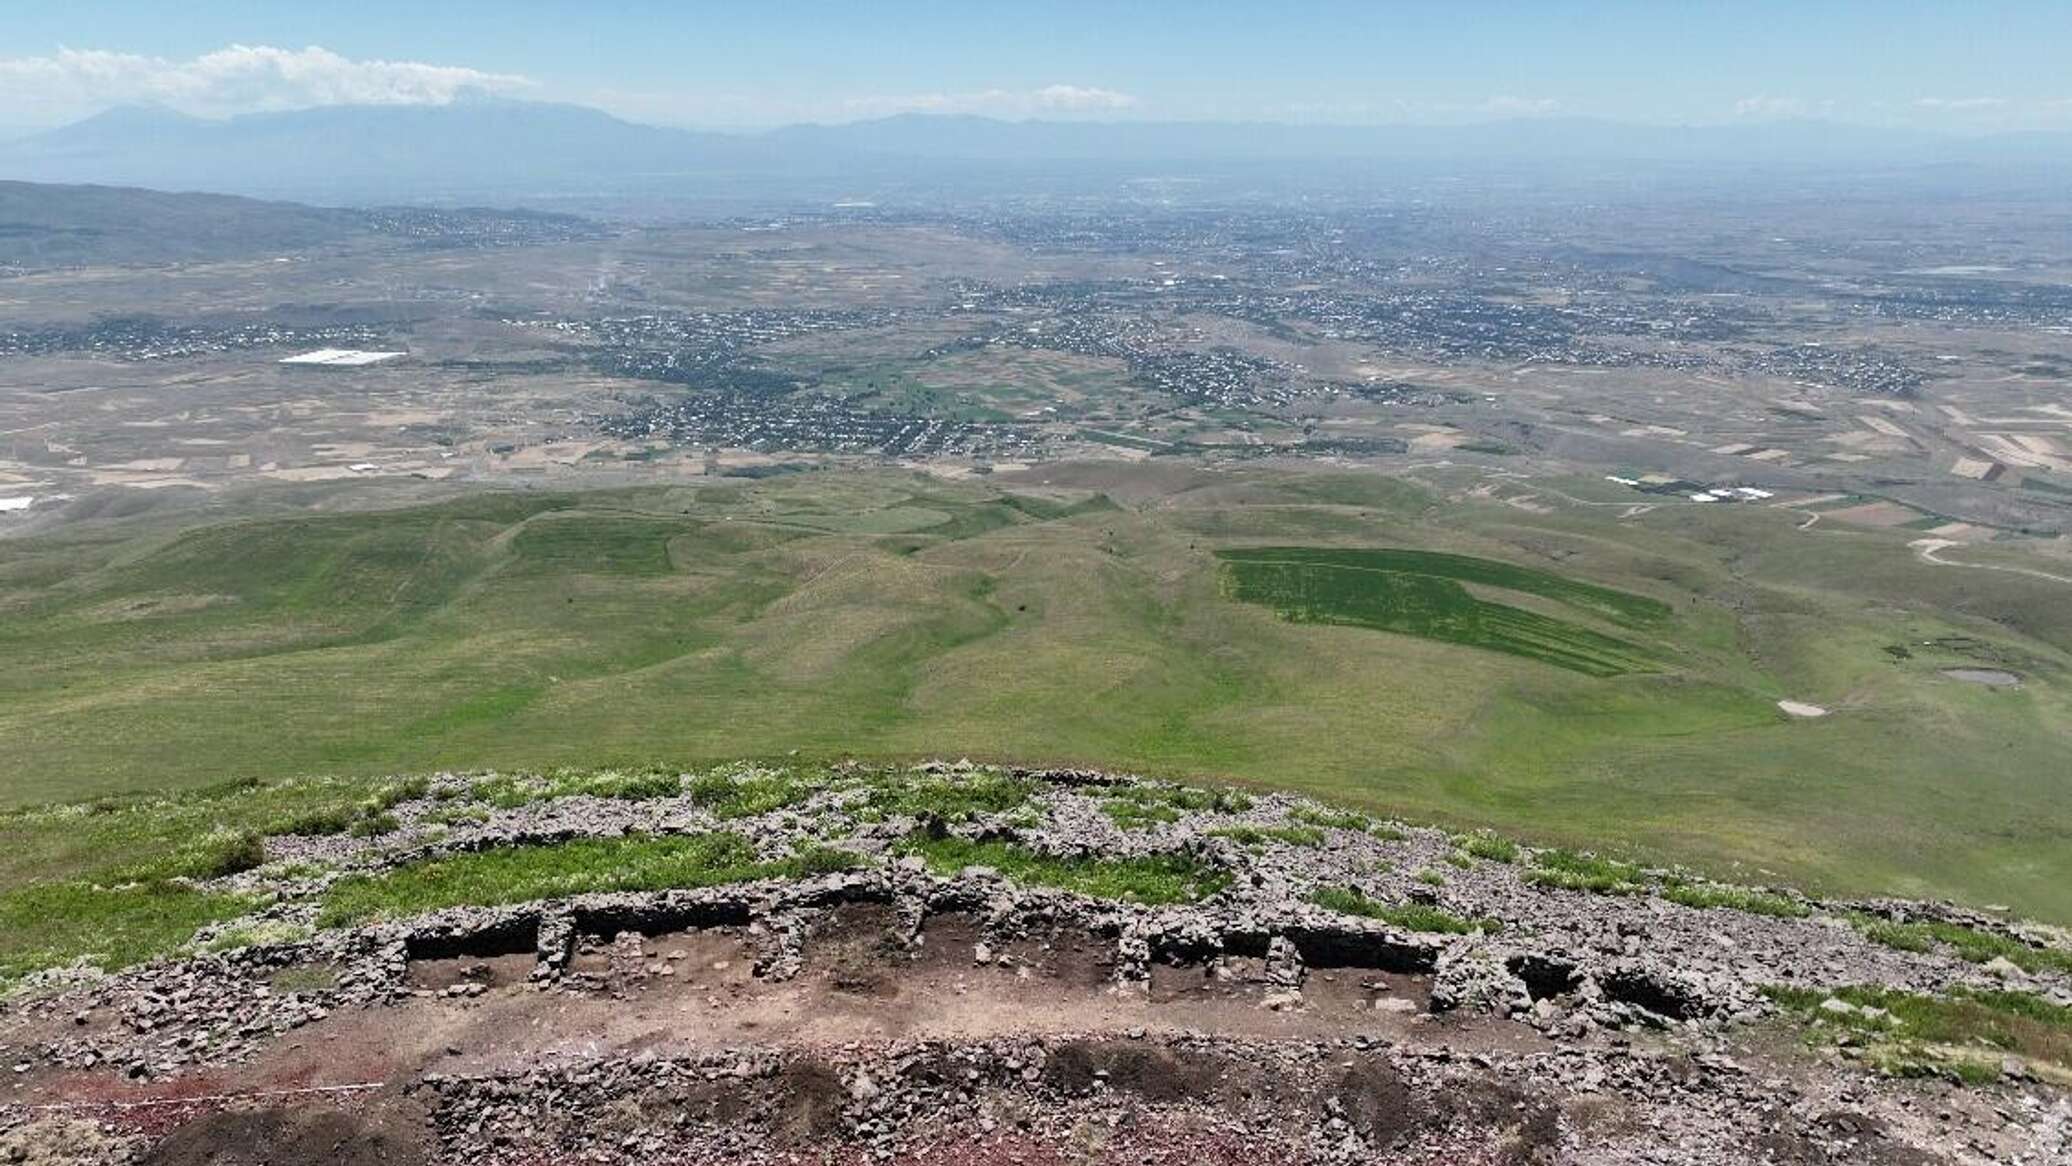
[1278,96,1558,124]
[841,84,1139,119]
[1913,96,2009,111]
[1733,95,1812,118]
[1032,84,1137,112]
[0,44,532,123]
[1476,95,1559,117]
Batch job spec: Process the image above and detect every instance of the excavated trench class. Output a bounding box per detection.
[385,892,1608,1038]
[404,916,539,962]
[573,899,752,939]
[1508,953,1583,1001]
[1599,968,1704,1021]
[1284,926,1440,974]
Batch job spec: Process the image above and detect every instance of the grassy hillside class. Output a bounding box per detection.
[3,466,2069,919]
[0,179,366,267]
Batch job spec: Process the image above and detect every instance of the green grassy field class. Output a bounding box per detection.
[1216,547,1661,675]
[3,465,2069,919]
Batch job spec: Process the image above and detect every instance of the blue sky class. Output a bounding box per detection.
[2,1,2068,132]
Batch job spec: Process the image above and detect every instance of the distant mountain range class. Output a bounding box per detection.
[3,94,2068,205]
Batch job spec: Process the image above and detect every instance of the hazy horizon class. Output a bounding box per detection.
[3,1,2070,135]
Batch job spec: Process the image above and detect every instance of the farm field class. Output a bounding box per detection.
[2,464,2070,919]
[1216,546,1665,675]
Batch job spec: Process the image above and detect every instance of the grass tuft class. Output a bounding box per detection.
[859,770,1033,822]
[1102,783,1253,816]
[1848,914,2072,975]
[317,832,852,927]
[202,918,314,953]
[1289,805,1372,832]
[1458,830,1518,863]
[896,832,1227,905]
[1309,886,1500,934]
[1526,848,1647,895]
[1662,879,1809,918]
[347,813,399,838]
[195,828,267,878]
[1101,799,1180,830]
[1765,983,2072,1082]
[686,768,813,819]
[472,766,689,808]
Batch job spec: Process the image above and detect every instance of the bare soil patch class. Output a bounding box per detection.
[137,1098,431,1166]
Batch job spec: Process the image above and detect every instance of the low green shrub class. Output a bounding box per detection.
[1101,799,1180,830]
[1662,880,1809,918]
[318,831,831,927]
[1289,806,1371,832]
[1848,914,2072,974]
[1458,831,1518,863]
[1765,983,2072,1083]
[859,771,1032,821]
[1527,849,1646,895]
[1309,886,1500,934]
[195,828,267,877]
[896,832,1228,905]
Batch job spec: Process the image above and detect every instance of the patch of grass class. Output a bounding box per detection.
[1662,880,1810,918]
[1848,915,2072,975]
[1766,984,2072,1081]
[860,770,1033,822]
[1415,869,1446,887]
[1217,546,1664,676]
[1,882,260,986]
[1101,799,1180,830]
[1309,886,1501,934]
[419,804,490,827]
[0,776,409,897]
[1289,805,1371,832]
[374,776,431,807]
[1458,830,1518,863]
[471,766,689,808]
[792,844,866,876]
[347,812,399,838]
[195,828,267,877]
[1527,849,1647,895]
[685,767,814,819]
[269,805,359,836]
[1369,823,1410,842]
[202,918,313,953]
[1207,824,1325,848]
[507,515,684,577]
[896,832,1228,905]
[318,832,831,927]
[269,776,432,837]
[1103,783,1253,815]
[1217,546,1671,625]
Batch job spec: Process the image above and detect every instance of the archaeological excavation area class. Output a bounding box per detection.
[2,763,2069,1164]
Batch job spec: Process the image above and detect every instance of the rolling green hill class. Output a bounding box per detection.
[3,467,2069,919]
